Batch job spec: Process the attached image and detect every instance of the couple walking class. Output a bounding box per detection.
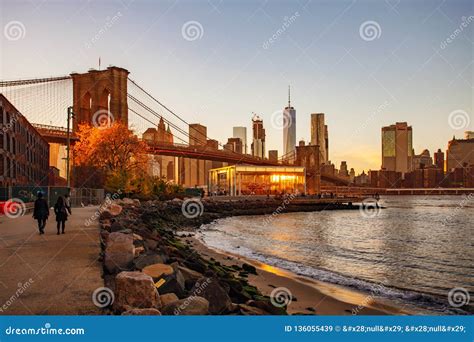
[33,192,72,235]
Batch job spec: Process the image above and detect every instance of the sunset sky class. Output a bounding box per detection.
[1,0,472,173]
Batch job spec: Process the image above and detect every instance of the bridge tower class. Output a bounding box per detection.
[70,66,129,131]
[296,145,321,194]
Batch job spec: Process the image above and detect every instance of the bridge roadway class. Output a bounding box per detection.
[32,124,351,185]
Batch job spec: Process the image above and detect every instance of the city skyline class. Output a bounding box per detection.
[1,0,472,172]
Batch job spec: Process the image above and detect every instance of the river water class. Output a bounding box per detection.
[198,195,474,314]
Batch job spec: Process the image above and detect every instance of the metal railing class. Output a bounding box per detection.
[0,186,104,207]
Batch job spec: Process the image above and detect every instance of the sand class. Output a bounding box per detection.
[183,237,413,315]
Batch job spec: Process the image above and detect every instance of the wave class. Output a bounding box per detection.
[197,221,472,315]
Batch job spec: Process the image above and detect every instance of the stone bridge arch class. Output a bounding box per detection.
[71,66,129,131]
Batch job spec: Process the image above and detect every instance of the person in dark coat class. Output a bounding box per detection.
[64,194,72,215]
[54,196,68,235]
[33,192,49,235]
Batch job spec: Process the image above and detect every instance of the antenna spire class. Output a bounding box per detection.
[288,85,291,107]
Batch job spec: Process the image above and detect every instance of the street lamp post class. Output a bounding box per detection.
[66,106,75,188]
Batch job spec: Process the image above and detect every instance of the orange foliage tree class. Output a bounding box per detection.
[73,122,148,191]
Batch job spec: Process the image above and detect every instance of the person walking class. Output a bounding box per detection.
[54,196,68,235]
[33,192,49,235]
[64,193,72,215]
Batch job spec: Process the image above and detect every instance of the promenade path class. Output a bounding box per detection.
[0,206,103,314]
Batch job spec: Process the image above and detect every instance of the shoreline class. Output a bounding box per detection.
[100,198,431,315]
[185,235,414,316]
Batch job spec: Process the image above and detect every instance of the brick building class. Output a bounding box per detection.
[0,94,49,186]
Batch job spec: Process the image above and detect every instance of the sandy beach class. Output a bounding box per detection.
[185,236,413,316]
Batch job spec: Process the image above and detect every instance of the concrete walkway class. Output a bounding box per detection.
[0,206,103,314]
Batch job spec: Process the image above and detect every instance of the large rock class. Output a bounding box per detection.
[160,293,179,307]
[104,233,135,273]
[110,221,128,233]
[247,300,287,315]
[134,254,165,270]
[107,203,123,216]
[178,265,203,290]
[157,263,186,298]
[191,277,232,314]
[122,308,161,315]
[142,263,174,280]
[239,304,268,315]
[161,296,209,315]
[144,239,158,250]
[113,271,160,312]
[121,198,135,205]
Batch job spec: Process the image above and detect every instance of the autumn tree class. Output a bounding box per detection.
[73,122,147,191]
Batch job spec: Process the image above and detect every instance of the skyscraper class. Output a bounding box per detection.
[251,114,265,159]
[283,86,296,158]
[310,113,328,164]
[233,126,247,154]
[268,150,278,162]
[446,136,474,172]
[434,148,444,171]
[189,123,207,146]
[381,122,414,174]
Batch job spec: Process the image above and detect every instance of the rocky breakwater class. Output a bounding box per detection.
[98,198,288,315]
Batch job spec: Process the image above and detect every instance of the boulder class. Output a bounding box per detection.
[157,264,186,298]
[122,308,161,315]
[108,203,123,216]
[134,254,165,270]
[99,210,113,221]
[247,300,287,315]
[104,233,135,273]
[144,239,158,250]
[183,258,208,274]
[113,271,160,312]
[142,263,174,280]
[122,198,135,205]
[134,246,145,257]
[239,304,268,315]
[133,233,143,241]
[160,293,179,307]
[110,221,127,233]
[178,265,203,290]
[191,277,232,314]
[242,263,257,275]
[161,296,209,315]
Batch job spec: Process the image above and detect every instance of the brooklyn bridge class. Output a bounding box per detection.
[0,66,350,193]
